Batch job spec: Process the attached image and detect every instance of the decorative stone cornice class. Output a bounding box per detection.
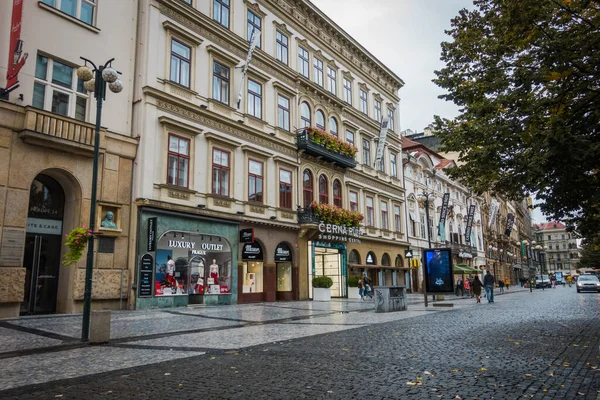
[273,21,293,36]
[346,170,404,198]
[244,0,267,18]
[162,20,203,46]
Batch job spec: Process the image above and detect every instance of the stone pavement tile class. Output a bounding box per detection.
[0,326,63,353]
[0,345,205,391]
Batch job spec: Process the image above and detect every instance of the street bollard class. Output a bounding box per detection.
[89,310,111,344]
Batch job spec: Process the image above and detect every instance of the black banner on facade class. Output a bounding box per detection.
[274,242,292,262]
[242,242,263,260]
[464,205,476,244]
[439,193,450,226]
[139,253,154,297]
[423,248,454,294]
[239,228,254,243]
[147,217,157,252]
[504,213,515,237]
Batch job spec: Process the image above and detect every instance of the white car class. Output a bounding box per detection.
[576,275,600,293]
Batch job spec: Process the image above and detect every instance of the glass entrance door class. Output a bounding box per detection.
[21,234,63,315]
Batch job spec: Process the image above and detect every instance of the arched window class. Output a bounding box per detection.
[315,110,325,130]
[332,179,342,207]
[329,117,338,137]
[395,255,403,268]
[349,249,360,264]
[302,169,313,208]
[382,253,391,266]
[300,102,311,128]
[318,174,328,204]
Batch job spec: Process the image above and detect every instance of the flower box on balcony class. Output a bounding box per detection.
[296,128,357,168]
[297,203,364,228]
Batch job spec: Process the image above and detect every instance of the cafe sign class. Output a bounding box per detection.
[316,221,362,244]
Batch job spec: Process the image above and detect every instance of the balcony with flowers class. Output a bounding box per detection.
[298,202,364,227]
[296,128,357,168]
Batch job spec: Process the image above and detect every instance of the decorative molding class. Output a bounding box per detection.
[281,212,295,219]
[162,20,204,46]
[244,0,268,18]
[249,205,266,214]
[206,44,241,66]
[168,189,190,200]
[346,170,404,198]
[158,116,203,137]
[241,144,272,159]
[273,21,293,36]
[204,132,243,149]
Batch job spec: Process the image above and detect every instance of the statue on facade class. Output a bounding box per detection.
[101,211,118,229]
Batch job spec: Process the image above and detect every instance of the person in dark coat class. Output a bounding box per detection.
[471,275,483,303]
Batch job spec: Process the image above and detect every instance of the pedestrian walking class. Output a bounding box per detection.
[455,278,464,296]
[498,278,505,293]
[358,278,365,300]
[504,278,510,290]
[463,277,471,297]
[362,273,373,300]
[471,275,483,304]
[483,271,495,303]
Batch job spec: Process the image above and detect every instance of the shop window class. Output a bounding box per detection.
[316,110,325,130]
[155,231,232,296]
[349,249,361,264]
[242,242,264,293]
[33,54,88,121]
[366,196,374,226]
[275,242,293,292]
[170,39,191,88]
[276,30,288,65]
[248,159,264,203]
[333,179,342,207]
[302,169,313,208]
[212,148,230,196]
[349,191,358,212]
[279,169,293,209]
[300,102,311,128]
[382,253,391,267]
[167,134,190,188]
[319,175,328,204]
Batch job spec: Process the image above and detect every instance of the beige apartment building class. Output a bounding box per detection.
[0,0,138,317]
[534,222,580,274]
[130,0,409,308]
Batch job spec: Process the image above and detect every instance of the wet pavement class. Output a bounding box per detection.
[0,286,597,399]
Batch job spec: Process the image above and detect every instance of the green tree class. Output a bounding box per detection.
[433,0,600,239]
[578,239,600,270]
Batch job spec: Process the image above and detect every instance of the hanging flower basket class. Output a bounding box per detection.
[304,127,358,158]
[309,201,364,227]
[62,226,94,266]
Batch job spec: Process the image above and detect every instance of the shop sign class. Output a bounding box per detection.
[423,248,454,294]
[458,252,473,259]
[147,217,157,251]
[239,228,254,243]
[274,242,292,262]
[366,251,376,265]
[139,253,153,297]
[242,242,263,260]
[316,221,362,244]
[167,239,226,256]
[26,217,62,235]
[405,249,414,258]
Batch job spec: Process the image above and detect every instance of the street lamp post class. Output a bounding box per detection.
[417,191,435,307]
[77,59,123,342]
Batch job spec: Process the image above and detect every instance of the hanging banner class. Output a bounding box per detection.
[374,117,390,168]
[464,205,476,244]
[236,29,261,109]
[504,213,515,236]
[439,193,450,226]
[5,0,28,91]
[488,199,499,228]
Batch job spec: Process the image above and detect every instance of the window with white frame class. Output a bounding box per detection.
[394,205,401,232]
[248,159,264,203]
[32,54,88,121]
[381,201,389,230]
[298,47,309,78]
[343,78,352,104]
[374,99,381,122]
[212,148,230,196]
[247,79,262,118]
[247,10,261,48]
[300,102,311,128]
[329,117,338,137]
[346,130,354,147]
[390,153,398,178]
[167,134,190,188]
[359,89,368,114]
[42,0,96,25]
[366,196,375,226]
[313,57,323,87]
[170,39,191,87]
[349,190,359,212]
[212,61,230,105]
[362,139,371,166]
[213,0,230,28]
[388,108,395,131]
[316,110,325,130]
[420,214,426,239]
[276,30,288,65]
[279,169,292,209]
[377,153,385,172]
[277,94,290,131]
[327,66,336,95]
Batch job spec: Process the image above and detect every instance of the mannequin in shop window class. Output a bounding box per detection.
[210,259,219,284]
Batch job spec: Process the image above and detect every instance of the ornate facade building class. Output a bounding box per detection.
[130,0,409,308]
[534,222,580,274]
[0,0,138,317]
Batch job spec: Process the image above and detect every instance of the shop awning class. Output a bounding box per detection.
[454,264,480,274]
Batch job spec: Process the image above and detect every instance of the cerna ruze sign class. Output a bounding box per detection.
[316,222,362,243]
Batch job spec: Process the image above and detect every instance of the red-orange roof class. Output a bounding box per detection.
[435,159,454,169]
[536,222,566,230]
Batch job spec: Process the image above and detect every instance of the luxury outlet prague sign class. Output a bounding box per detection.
[317,221,362,243]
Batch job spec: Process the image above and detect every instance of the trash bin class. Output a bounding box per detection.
[89,310,111,344]
[373,286,407,313]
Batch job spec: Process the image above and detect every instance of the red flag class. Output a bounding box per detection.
[5,0,27,89]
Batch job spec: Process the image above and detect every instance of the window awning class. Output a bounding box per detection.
[454,264,480,274]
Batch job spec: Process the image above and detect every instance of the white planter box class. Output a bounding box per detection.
[313,287,331,301]
[347,287,361,299]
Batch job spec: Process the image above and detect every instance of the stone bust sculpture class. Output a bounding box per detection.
[101,211,118,229]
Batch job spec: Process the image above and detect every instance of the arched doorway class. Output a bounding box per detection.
[21,174,65,315]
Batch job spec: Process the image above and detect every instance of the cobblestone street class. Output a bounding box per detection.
[0,288,598,399]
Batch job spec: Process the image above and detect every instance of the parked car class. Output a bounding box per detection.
[576,274,600,293]
[535,274,552,289]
